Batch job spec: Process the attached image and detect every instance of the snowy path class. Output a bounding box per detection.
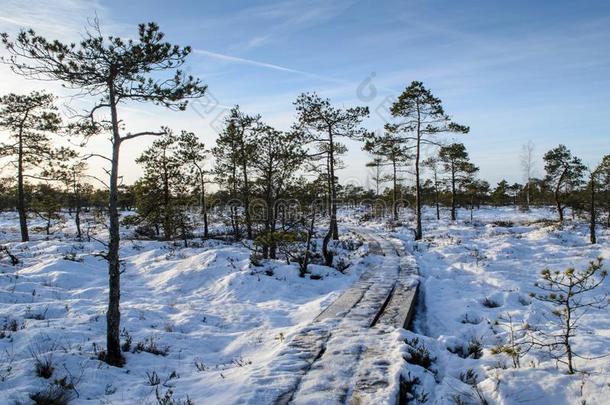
[242,228,419,405]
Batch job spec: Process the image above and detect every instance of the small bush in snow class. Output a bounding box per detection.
[0,349,14,382]
[146,370,161,386]
[30,384,75,405]
[449,337,484,359]
[0,245,20,265]
[194,358,207,372]
[25,306,49,320]
[1,318,23,339]
[456,369,489,405]
[155,386,194,405]
[399,372,429,404]
[62,251,83,262]
[133,336,170,356]
[491,220,514,228]
[460,314,481,325]
[404,337,436,371]
[30,338,57,379]
[334,256,351,273]
[231,357,252,367]
[121,330,132,352]
[481,297,501,308]
[491,314,528,368]
[249,253,264,267]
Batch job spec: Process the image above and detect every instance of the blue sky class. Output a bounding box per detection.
[1,0,609,187]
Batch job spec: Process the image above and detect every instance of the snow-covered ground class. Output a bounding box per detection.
[393,206,610,404]
[0,212,368,404]
[1,206,609,404]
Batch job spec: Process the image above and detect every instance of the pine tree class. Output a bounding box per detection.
[293,92,368,266]
[31,183,63,235]
[491,180,510,206]
[135,132,183,241]
[543,145,586,223]
[387,81,469,239]
[464,179,490,221]
[439,143,478,220]
[177,131,210,238]
[2,21,207,366]
[43,152,85,238]
[0,91,62,242]
[213,106,261,240]
[363,131,411,220]
[251,126,304,259]
[530,258,608,374]
[365,156,385,198]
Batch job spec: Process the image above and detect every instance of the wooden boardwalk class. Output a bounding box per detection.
[243,229,419,405]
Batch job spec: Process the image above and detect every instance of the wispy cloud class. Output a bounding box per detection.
[192,48,347,84]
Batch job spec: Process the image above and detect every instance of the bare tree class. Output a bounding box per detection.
[520,141,535,210]
[2,21,207,366]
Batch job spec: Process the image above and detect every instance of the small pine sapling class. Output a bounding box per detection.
[530,258,609,374]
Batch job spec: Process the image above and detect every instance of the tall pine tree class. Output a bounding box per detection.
[439,143,478,220]
[2,21,207,366]
[387,81,468,239]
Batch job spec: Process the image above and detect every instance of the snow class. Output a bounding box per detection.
[0,212,367,404]
[1,206,609,404]
[393,206,610,404]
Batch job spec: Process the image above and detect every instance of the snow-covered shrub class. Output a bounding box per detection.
[155,386,194,405]
[448,337,484,359]
[398,372,429,404]
[454,369,489,405]
[29,383,75,405]
[133,336,170,357]
[481,297,501,308]
[404,337,436,371]
[29,338,57,379]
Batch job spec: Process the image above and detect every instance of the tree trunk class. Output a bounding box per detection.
[270,211,277,260]
[451,164,457,221]
[590,176,596,244]
[301,207,316,276]
[434,173,440,220]
[199,172,209,239]
[162,155,172,241]
[105,90,125,367]
[322,227,333,266]
[74,177,82,239]
[565,299,574,374]
[414,126,422,240]
[17,124,29,242]
[392,158,398,221]
[555,169,567,223]
[470,195,474,222]
[328,131,338,241]
[242,162,252,240]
